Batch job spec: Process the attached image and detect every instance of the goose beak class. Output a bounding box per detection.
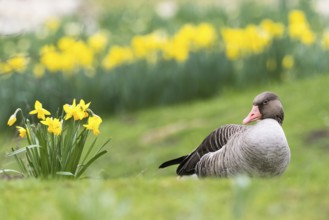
[243,105,262,124]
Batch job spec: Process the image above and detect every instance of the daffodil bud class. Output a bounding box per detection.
[7,108,21,126]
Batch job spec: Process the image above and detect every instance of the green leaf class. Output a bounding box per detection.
[11,147,29,176]
[0,169,24,176]
[7,145,40,157]
[56,171,74,176]
[76,150,107,178]
[79,138,98,166]
[81,138,111,166]
[26,147,41,177]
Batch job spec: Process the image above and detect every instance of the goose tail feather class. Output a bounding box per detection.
[159,155,187,169]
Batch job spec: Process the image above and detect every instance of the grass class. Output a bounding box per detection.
[0,178,328,219]
[1,74,329,219]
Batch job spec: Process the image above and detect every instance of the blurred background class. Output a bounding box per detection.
[0,0,329,178]
[0,0,328,118]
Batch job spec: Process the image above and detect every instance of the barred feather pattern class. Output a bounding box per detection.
[195,119,291,177]
[198,124,247,154]
[176,124,247,175]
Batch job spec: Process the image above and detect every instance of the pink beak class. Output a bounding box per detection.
[243,105,262,124]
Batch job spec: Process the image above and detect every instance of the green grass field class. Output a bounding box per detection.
[1,74,329,219]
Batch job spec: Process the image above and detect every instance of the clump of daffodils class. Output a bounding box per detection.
[5,99,108,179]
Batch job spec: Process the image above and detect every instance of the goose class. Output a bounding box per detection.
[159,91,290,178]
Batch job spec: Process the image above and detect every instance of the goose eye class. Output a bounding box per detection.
[262,100,268,105]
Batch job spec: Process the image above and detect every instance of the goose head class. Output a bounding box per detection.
[243,92,284,125]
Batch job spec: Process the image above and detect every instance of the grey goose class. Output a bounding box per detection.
[159,91,290,177]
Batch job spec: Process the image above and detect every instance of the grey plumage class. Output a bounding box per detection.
[159,91,291,178]
[176,124,247,176]
[196,119,290,177]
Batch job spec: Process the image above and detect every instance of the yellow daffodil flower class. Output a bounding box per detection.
[7,55,29,73]
[193,23,217,49]
[16,126,27,138]
[40,45,60,72]
[221,22,274,60]
[0,62,11,74]
[288,10,315,45]
[260,19,284,38]
[41,117,62,135]
[77,99,90,118]
[88,32,108,53]
[282,55,294,69]
[69,40,94,70]
[83,115,102,136]
[63,99,77,120]
[29,100,51,120]
[102,46,134,70]
[63,99,90,121]
[131,31,167,62]
[0,56,29,74]
[40,38,94,74]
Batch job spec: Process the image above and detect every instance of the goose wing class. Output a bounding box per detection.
[176,124,247,176]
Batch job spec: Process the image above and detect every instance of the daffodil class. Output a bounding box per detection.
[192,23,217,49]
[221,22,274,60]
[88,32,108,53]
[7,55,29,73]
[7,100,108,179]
[288,10,315,45]
[58,36,77,51]
[83,115,102,136]
[72,104,85,120]
[102,46,134,70]
[77,99,90,118]
[41,117,62,135]
[7,108,21,126]
[7,114,17,126]
[40,45,62,72]
[63,99,90,121]
[260,19,284,38]
[70,40,94,69]
[282,55,294,69]
[16,126,27,138]
[63,99,77,120]
[0,62,10,74]
[29,100,51,120]
[131,31,167,62]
